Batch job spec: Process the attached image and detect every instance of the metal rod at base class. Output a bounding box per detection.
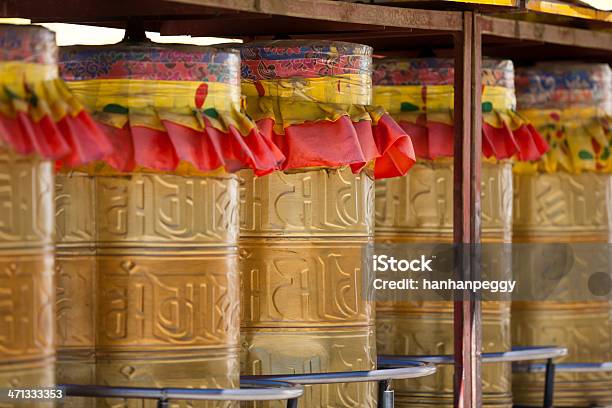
[543,359,555,408]
[378,380,394,408]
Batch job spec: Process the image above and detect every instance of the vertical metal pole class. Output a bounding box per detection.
[378,380,394,408]
[453,11,483,408]
[543,359,555,408]
[287,397,299,408]
[157,399,169,408]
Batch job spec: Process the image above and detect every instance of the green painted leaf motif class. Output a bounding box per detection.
[601,147,610,160]
[203,108,219,119]
[481,101,493,113]
[400,102,419,112]
[578,150,594,160]
[4,86,19,100]
[103,103,129,114]
[29,92,39,107]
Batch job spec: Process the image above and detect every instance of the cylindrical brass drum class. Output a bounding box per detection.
[512,63,612,407]
[239,168,377,407]
[54,42,280,407]
[55,172,240,407]
[372,58,547,408]
[512,171,612,406]
[0,24,109,407]
[0,150,55,405]
[55,173,96,408]
[375,159,513,408]
[237,40,416,408]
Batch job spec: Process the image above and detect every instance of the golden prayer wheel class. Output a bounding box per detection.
[375,159,513,408]
[55,172,241,408]
[511,63,612,407]
[0,149,55,405]
[55,173,96,408]
[55,42,282,407]
[372,58,548,408]
[238,41,415,408]
[239,168,377,408]
[0,24,109,407]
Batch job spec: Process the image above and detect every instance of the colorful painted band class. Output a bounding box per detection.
[239,41,415,179]
[239,40,372,81]
[373,84,516,114]
[0,61,57,82]
[253,112,415,179]
[67,79,247,133]
[64,79,283,175]
[372,58,515,88]
[242,74,371,106]
[514,107,611,173]
[0,62,111,164]
[0,24,56,65]
[60,44,240,84]
[516,63,611,110]
[373,83,546,161]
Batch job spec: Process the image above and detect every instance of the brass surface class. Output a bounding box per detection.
[239,168,373,237]
[240,168,376,408]
[513,171,612,407]
[242,327,377,408]
[375,159,513,242]
[57,173,239,247]
[374,159,513,408]
[513,172,611,241]
[0,150,55,407]
[55,173,240,408]
[377,303,511,408]
[240,239,373,328]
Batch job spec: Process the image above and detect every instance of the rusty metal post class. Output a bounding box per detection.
[453,11,483,408]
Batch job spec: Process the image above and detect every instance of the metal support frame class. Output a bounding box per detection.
[514,360,612,408]
[244,363,436,408]
[61,363,436,408]
[453,10,483,408]
[379,346,567,408]
[59,380,304,408]
[378,380,394,408]
[543,358,555,408]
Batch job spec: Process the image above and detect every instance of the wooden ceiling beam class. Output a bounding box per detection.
[479,14,612,50]
[165,0,464,31]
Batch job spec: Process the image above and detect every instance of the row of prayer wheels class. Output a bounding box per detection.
[512,63,612,406]
[0,23,610,408]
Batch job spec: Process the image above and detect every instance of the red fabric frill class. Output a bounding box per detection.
[0,111,112,165]
[98,118,285,176]
[398,116,548,161]
[256,113,415,179]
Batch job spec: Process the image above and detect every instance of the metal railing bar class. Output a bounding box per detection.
[59,379,304,402]
[377,346,567,408]
[241,363,436,385]
[513,361,612,373]
[378,346,567,366]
